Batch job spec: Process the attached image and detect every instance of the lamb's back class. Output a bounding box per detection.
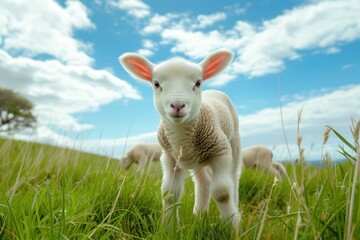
[128,143,162,160]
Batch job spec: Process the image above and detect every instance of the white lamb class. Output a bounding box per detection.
[119,49,242,234]
[242,146,287,180]
[120,143,162,173]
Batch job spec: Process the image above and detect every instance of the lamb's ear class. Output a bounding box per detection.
[119,53,154,82]
[199,49,234,81]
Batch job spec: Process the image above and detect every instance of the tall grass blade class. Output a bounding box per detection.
[338,146,356,162]
[46,179,55,240]
[330,127,356,153]
[0,187,23,239]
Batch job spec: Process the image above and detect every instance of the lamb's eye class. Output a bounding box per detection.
[154,81,160,88]
[195,80,201,88]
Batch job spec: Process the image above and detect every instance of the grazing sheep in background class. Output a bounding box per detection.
[119,49,242,234]
[242,146,286,180]
[120,143,162,173]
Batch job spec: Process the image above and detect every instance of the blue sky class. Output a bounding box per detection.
[0,0,359,161]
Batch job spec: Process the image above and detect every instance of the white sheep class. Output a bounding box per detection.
[119,49,242,234]
[242,146,287,180]
[120,143,162,173]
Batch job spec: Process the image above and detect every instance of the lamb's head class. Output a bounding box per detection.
[120,155,133,169]
[119,49,233,124]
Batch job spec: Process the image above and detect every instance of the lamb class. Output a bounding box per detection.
[242,146,287,180]
[120,143,162,173]
[119,49,242,234]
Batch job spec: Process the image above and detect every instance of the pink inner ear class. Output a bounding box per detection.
[126,58,152,81]
[203,53,228,80]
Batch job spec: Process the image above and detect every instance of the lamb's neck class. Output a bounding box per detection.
[163,116,199,144]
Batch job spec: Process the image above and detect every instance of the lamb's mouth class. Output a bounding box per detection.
[170,114,184,119]
[169,113,186,122]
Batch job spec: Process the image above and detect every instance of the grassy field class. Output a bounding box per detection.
[0,132,359,239]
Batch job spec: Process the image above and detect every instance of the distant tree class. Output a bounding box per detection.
[0,88,36,134]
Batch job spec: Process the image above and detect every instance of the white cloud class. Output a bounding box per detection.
[0,0,142,135]
[9,126,158,158]
[136,39,156,56]
[161,29,242,59]
[240,84,360,137]
[143,39,155,49]
[108,0,150,19]
[234,0,360,78]
[139,0,360,84]
[143,14,174,34]
[195,12,226,29]
[342,64,353,70]
[324,47,341,54]
[0,0,94,65]
[313,46,341,55]
[143,12,228,36]
[224,3,249,15]
[82,131,158,157]
[207,70,238,87]
[0,49,141,132]
[239,84,360,160]
[137,48,153,57]
[80,131,158,157]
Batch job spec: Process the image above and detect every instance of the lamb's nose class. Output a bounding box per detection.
[170,103,185,111]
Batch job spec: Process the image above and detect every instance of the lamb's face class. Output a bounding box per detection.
[152,59,203,124]
[119,49,234,124]
[120,156,132,169]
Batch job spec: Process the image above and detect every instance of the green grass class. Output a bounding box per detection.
[0,136,359,239]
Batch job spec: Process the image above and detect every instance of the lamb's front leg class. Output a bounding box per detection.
[209,154,241,235]
[160,153,185,227]
[191,166,211,215]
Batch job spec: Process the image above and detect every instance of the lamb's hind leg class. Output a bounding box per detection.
[209,154,240,234]
[191,166,212,215]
